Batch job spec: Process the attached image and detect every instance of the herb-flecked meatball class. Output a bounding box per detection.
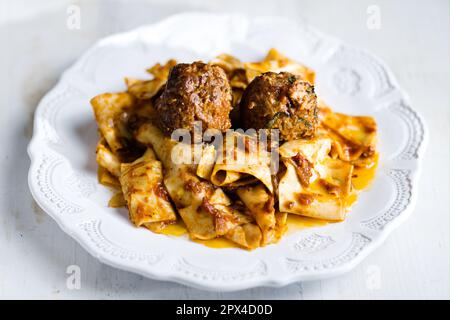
[240,72,318,140]
[155,62,232,135]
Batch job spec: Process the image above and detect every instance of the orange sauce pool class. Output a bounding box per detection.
[156,155,378,249]
[286,215,330,233]
[352,154,379,191]
[160,222,188,237]
[346,153,379,208]
[161,216,331,249]
[160,220,240,249]
[160,216,330,249]
[193,238,239,249]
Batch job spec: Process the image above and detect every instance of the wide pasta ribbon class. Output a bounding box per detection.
[209,132,274,193]
[136,123,264,249]
[278,137,354,221]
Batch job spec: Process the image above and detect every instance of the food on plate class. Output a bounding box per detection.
[240,72,318,140]
[119,148,177,229]
[90,48,378,250]
[155,61,232,135]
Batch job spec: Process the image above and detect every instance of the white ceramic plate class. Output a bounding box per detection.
[28,13,426,291]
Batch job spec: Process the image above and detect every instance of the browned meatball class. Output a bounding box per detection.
[240,72,318,140]
[155,62,232,135]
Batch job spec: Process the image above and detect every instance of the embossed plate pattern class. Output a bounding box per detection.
[28,13,426,291]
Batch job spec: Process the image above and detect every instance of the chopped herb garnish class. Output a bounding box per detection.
[265,112,289,128]
[297,116,313,128]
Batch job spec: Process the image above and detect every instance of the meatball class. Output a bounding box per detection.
[155,62,232,135]
[240,72,318,140]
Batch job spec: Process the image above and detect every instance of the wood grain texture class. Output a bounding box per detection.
[0,0,448,299]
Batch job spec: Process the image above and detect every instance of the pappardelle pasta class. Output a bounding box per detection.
[91,49,378,250]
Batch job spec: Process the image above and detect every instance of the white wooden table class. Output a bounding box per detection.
[0,0,448,299]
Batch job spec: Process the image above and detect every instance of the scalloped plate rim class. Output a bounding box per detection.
[27,12,427,292]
